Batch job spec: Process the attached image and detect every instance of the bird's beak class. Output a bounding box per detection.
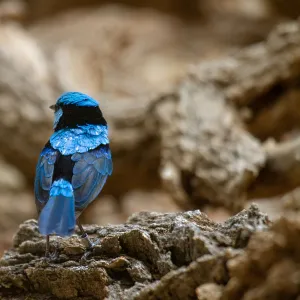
[49,104,56,110]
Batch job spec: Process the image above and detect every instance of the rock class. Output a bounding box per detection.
[196,283,223,300]
[223,215,300,299]
[0,205,269,299]
[153,75,266,211]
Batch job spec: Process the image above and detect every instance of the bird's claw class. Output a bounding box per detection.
[80,239,101,263]
[80,249,94,262]
[44,250,59,262]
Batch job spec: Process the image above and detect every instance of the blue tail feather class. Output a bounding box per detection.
[39,179,75,236]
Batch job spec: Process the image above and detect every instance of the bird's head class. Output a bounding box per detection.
[50,92,107,131]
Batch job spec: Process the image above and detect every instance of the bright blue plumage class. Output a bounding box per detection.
[39,179,75,236]
[34,92,112,252]
[53,107,63,129]
[72,146,112,211]
[35,147,58,205]
[57,92,99,107]
[50,124,109,155]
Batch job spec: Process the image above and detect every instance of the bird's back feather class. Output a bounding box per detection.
[50,125,109,155]
[72,144,112,215]
[34,145,59,210]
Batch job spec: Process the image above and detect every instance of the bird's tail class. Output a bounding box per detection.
[39,179,75,236]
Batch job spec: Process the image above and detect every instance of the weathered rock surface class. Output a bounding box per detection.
[0,6,292,207]
[151,19,300,210]
[3,3,300,267]
[0,205,269,299]
[223,215,300,300]
[152,75,266,212]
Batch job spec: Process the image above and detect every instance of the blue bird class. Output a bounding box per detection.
[34,92,113,257]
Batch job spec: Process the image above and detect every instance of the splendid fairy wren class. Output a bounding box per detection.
[34,92,113,257]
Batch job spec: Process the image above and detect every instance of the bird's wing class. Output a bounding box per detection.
[71,145,112,212]
[34,145,59,210]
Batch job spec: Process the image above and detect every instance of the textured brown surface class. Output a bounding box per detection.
[223,216,300,300]
[1,2,300,298]
[151,77,265,211]
[249,137,300,198]
[0,205,269,299]
[1,15,300,238]
[269,0,300,18]
[0,3,286,200]
[23,0,203,22]
[151,19,300,209]
[0,3,292,204]
[0,14,299,221]
[4,207,300,300]
[196,283,223,300]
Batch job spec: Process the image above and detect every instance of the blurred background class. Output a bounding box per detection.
[0,0,299,254]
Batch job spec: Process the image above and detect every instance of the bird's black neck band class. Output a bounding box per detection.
[55,105,107,131]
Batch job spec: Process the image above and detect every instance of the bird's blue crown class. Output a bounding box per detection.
[57,92,99,107]
[50,92,108,155]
